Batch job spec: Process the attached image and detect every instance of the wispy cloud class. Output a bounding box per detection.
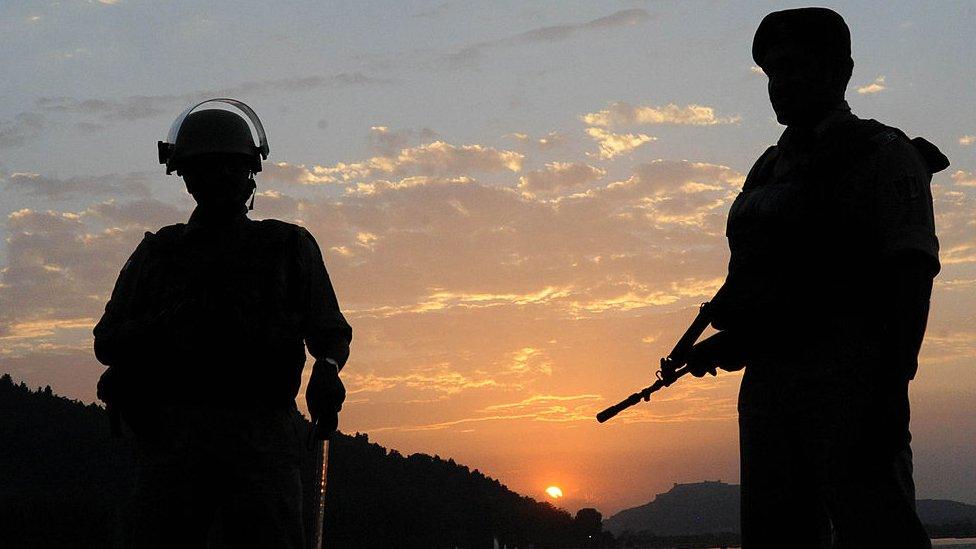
[4,171,153,200]
[443,9,652,67]
[36,73,389,122]
[1,317,97,340]
[372,393,605,432]
[346,364,501,396]
[348,286,573,318]
[959,135,975,146]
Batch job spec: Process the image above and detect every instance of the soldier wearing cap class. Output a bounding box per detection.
[685,8,947,548]
[94,100,351,548]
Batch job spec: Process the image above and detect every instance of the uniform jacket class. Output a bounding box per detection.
[710,106,943,360]
[93,207,352,407]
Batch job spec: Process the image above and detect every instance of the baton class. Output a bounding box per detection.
[315,438,329,549]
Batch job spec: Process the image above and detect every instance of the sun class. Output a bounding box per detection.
[545,486,563,499]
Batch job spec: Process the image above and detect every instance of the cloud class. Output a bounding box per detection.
[585,127,656,159]
[0,73,393,150]
[0,209,136,337]
[507,131,567,151]
[582,102,740,128]
[35,73,390,122]
[262,162,340,185]
[372,393,605,432]
[932,183,976,267]
[749,65,765,76]
[518,162,605,197]
[263,138,522,187]
[951,170,976,187]
[0,197,189,341]
[443,9,652,66]
[347,285,572,318]
[84,198,184,228]
[0,113,47,149]
[857,76,886,95]
[515,8,650,42]
[368,126,440,156]
[959,135,975,146]
[344,175,475,197]
[311,141,523,183]
[4,171,153,200]
[346,364,501,396]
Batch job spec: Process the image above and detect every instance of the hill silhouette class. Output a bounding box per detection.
[0,373,610,548]
[604,480,976,542]
[603,481,739,537]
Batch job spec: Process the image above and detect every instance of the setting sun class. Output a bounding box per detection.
[545,486,563,499]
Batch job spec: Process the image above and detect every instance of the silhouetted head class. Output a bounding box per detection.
[165,108,261,213]
[753,8,854,127]
[177,152,256,212]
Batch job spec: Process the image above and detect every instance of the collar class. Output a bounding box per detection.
[183,204,250,237]
[777,101,856,151]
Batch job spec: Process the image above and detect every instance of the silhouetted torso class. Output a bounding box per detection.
[712,104,939,361]
[94,206,351,408]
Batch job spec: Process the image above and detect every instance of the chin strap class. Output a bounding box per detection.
[247,176,256,211]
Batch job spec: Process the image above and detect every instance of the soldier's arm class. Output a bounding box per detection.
[93,238,155,367]
[298,227,352,369]
[871,139,941,381]
[298,227,351,438]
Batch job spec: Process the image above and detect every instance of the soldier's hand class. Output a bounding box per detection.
[306,359,346,441]
[686,331,746,378]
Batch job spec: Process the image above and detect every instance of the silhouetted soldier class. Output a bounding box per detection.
[93,99,351,548]
[685,8,948,548]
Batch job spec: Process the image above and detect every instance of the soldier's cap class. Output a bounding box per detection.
[752,7,851,68]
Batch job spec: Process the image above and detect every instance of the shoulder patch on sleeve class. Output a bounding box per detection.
[871,130,900,148]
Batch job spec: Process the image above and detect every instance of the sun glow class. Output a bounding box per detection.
[545,486,563,499]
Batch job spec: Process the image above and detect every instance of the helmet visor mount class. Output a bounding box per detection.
[158,98,270,175]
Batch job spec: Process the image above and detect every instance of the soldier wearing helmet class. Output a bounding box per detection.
[684,8,946,548]
[94,99,351,548]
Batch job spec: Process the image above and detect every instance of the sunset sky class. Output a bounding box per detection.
[1,1,974,515]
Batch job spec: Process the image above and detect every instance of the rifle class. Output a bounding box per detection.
[596,302,712,423]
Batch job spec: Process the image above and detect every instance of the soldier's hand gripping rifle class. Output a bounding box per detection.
[596,302,712,423]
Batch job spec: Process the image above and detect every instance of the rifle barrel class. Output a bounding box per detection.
[596,368,691,423]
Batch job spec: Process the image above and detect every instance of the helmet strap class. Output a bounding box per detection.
[247,178,256,211]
